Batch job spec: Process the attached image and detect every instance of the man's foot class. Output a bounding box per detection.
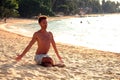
[54,63,65,67]
[41,62,53,67]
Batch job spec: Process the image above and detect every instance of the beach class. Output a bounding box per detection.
[0,18,120,80]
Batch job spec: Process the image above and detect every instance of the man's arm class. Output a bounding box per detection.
[16,32,37,61]
[49,32,64,63]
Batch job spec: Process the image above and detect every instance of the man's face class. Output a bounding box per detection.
[39,19,47,29]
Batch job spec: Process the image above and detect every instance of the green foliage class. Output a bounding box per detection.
[18,0,40,18]
[0,0,120,18]
[39,5,55,16]
[56,5,69,15]
[0,0,19,18]
[102,0,119,13]
[90,0,102,13]
[18,0,54,18]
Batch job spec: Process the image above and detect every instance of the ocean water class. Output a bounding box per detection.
[2,15,120,53]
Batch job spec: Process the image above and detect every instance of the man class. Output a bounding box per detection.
[16,16,64,67]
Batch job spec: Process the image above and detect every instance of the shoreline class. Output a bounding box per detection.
[0,15,120,54]
[0,16,120,79]
[0,23,119,54]
[1,27,120,79]
[1,13,120,23]
[1,15,120,54]
[0,25,118,54]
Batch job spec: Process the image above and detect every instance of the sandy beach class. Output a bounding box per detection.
[0,17,120,80]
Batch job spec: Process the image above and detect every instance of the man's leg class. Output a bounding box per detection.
[41,57,54,67]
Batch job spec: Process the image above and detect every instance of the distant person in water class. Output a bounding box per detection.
[16,16,65,67]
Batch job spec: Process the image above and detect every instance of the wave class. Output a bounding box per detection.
[1,15,120,53]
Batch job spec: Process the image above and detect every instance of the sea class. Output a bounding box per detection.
[2,14,120,53]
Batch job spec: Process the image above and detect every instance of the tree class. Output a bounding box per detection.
[39,0,55,16]
[91,0,102,13]
[115,1,120,12]
[1,0,120,18]
[0,0,19,19]
[103,1,117,13]
[52,0,78,15]
[18,0,54,18]
[18,0,41,18]
[67,0,78,14]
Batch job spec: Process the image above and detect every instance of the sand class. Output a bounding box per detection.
[0,17,120,80]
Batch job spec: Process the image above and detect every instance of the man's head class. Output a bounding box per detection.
[38,16,47,30]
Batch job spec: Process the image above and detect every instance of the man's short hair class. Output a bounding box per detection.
[38,16,47,23]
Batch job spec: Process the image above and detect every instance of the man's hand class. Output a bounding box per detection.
[56,62,65,67]
[58,56,64,63]
[60,59,64,63]
[15,55,22,61]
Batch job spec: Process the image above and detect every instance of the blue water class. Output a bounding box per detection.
[2,15,120,53]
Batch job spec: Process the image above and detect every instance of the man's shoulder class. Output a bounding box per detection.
[33,31,39,36]
[35,31,39,34]
[48,31,53,35]
[47,31,53,38]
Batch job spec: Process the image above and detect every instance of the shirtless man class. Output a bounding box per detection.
[16,16,64,67]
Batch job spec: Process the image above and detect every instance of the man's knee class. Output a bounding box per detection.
[41,57,54,67]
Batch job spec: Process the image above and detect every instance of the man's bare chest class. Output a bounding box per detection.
[38,33,50,41]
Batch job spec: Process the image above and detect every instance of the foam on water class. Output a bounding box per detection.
[1,15,120,53]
